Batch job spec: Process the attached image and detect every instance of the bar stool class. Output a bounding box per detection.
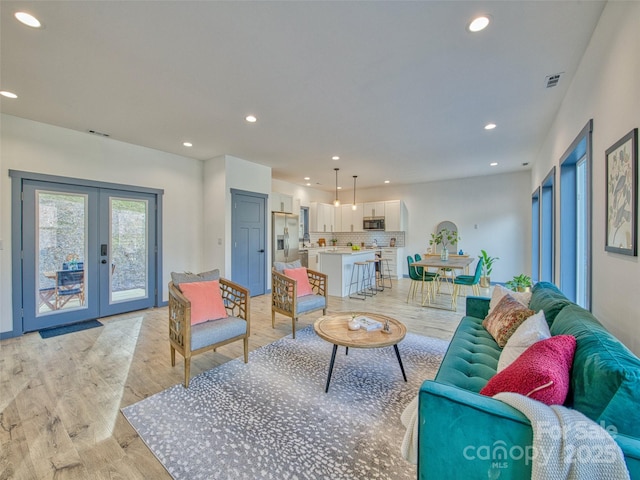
[366,259,383,293]
[378,258,393,290]
[348,261,373,300]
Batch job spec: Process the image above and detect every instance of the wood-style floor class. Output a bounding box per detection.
[1,278,488,479]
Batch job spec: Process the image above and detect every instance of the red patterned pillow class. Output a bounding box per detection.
[179,280,228,325]
[283,267,313,297]
[482,293,535,347]
[480,335,577,405]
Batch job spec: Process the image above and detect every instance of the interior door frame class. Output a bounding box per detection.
[8,170,164,337]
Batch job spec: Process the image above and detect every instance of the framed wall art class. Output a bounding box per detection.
[605,128,638,256]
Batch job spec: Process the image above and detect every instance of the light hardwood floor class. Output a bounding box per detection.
[1,278,489,479]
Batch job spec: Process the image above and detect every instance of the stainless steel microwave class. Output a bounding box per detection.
[363,216,385,230]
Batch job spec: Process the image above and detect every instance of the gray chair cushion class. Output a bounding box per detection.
[191,316,247,351]
[273,260,302,273]
[296,294,326,315]
[171,269,220,290]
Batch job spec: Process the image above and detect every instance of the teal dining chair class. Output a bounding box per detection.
[450,257,483,310]
[406,255,438,305]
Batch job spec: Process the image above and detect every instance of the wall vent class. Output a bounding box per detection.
[88,129,110,137]
[545,73,563,88]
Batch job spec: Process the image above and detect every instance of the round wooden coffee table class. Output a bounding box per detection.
[314,312,407,392]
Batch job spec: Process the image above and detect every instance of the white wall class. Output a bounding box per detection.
[0,114,204,334]
[531,2,640,354]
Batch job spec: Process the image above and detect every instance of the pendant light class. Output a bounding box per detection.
[352,176,358,210]
[334,168,340,207]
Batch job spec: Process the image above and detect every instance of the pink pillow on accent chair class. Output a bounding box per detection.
[283,267,314,297]
[480,335,577,405]
[179,280,228,325]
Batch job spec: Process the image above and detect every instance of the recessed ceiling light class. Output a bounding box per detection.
[484,123,497,130]
[468,15,490,33]
[15,12,41,28]
[245,115,257,123]
[305,183,311,186]
[304,177,310,181]
[490,162,498,167]
[384,180,390,184]
[0,91,18,99]
[183,142,193,147]
[332,156,340,161]
[337,186,342,190]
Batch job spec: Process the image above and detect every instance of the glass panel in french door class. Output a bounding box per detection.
[22,182,99,332]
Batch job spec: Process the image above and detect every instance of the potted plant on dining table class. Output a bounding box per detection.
[429,228,460,261]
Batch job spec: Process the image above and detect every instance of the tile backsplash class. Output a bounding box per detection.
[307,231,405,248]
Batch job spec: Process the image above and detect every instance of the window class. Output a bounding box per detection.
[531,188,540,283]
[559,120,592,308]
[540,168,555,283]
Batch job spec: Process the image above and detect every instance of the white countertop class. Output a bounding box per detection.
[318,249,375,255]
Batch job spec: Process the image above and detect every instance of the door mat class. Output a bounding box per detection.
[39,319,103,339]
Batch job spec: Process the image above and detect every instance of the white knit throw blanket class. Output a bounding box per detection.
[494,392,630,480]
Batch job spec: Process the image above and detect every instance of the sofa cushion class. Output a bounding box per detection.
[483,294,535,347]
[191,316,247,351]
[171,269,220,290]
[295,294,326,315]
[435,316,500,393]
[529,281,572,327]
[489,284,531,314]
[497,310,550,372]
[551,304,640,437]
[480,335,576,405]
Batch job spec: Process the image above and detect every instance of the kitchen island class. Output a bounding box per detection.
[318,249,376,297]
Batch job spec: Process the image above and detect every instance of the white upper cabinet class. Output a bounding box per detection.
[384,200,407,231]
[340,204,364,232]
[271,192,293,213]
[363,201,385,218]
[310,202,336,232]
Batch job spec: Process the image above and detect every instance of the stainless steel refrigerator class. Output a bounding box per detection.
[272,212,299,265]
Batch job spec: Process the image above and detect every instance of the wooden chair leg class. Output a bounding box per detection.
[271,310,276,329]
[243,337,249,363]
[292,317,297,339]
[184,357,191,388]
[170,346,176,366]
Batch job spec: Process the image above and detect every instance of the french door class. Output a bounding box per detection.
[21,180,158,332]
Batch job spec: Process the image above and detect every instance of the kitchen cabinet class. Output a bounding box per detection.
[340,204,364,232]
[271,192,293,213]
[384,200,407,231]
[310,202,336,232]
[380,247,405,279]
[363,201,385,218]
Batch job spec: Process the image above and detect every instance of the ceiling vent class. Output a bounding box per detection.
[545,73,563,88]
[88,129,110,137]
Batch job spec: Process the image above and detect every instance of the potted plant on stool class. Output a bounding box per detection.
[478,250,499,288]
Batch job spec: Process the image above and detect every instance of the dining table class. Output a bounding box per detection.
[410,255,474,308]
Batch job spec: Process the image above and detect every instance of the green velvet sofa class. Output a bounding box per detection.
[418,282,640,479]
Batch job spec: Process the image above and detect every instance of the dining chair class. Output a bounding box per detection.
[55,270,85,309]
[450,257,484,310]
[406,255,438,304]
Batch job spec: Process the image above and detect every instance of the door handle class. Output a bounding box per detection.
[101,259,107,264]
[258,249,265,253]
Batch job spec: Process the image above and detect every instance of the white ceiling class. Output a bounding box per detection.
[1,1,605,191]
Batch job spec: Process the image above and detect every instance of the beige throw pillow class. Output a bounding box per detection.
[489,284,532,315]
[497,310,550,372]
[483,293,535,347]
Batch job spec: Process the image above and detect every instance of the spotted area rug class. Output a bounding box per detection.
[121,325,448,480]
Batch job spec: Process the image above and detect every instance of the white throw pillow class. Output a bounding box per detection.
[497,310,550,372]
[489,284,532,315]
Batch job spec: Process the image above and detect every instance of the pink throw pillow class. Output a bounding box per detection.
[179,280,228,325]
[283,267,313,297]
[480,335,577,405]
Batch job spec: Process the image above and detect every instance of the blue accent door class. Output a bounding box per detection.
[231,190,267,296]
